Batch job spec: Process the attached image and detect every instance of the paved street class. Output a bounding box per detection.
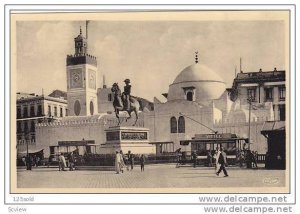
[17,164,285,189]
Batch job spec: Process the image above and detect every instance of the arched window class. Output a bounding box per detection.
[187,91,193,101]
[90,101,94,115]
[170,117,177,133]
[178,116,185,133]
[74,100,81,116]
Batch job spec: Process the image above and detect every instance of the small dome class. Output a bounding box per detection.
[167,63,226,103]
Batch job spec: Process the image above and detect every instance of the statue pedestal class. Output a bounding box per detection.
[101,126,155,154]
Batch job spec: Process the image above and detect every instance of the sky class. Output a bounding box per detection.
[16,17,286,101]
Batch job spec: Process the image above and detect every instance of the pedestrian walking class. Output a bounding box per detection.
[58,153,67,171]
[214,147,220,172]
[175,148,182,168]
[128,150,134,170]
[115,151,124,174]
[250,151,258,168]
[192,151,197,168]
[140,154,145,172]
[22,156,26,166]
[215,146,229,177]
[68,152,75,171]
[207,150,213,167]
[119,150,126,172]
[36,156,40,167]
[26,155,32,170]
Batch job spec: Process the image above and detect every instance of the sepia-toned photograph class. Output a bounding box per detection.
[11,10,289,193]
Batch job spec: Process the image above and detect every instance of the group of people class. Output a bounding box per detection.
[58,152,75,171]
[237,149,258,168]
[177,147,229,177]
[115,150,146,174]
[22,155,41,170]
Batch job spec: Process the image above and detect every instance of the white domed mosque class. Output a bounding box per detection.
[144,52,274,154]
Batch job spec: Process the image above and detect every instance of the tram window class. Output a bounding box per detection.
[192,143,206,155]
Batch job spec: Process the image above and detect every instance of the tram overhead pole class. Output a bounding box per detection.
[179,112,218,134]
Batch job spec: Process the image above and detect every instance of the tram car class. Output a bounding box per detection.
[180,133,249,166]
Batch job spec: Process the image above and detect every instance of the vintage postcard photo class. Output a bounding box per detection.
[10,10,290,193]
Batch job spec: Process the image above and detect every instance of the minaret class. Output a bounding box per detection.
[66,23,99,116]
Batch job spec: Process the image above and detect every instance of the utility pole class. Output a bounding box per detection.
[247,97,253,150]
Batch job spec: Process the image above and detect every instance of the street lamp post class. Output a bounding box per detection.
[25,131,31,170]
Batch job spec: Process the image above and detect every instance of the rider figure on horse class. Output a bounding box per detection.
[123,79,131,111]
[111,80,139,126]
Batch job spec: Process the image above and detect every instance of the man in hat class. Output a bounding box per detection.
[123,79,131,111]
[215,146,229,177]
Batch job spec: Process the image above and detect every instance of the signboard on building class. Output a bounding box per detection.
[121,132,148,141]
[194,133,237,140]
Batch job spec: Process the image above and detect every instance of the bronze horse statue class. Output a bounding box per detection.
[111,83,140,126]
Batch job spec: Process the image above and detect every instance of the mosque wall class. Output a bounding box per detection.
[148,100,217,152]
[36,120,107,157]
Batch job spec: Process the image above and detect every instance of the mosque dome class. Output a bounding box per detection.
[167,62,226,103]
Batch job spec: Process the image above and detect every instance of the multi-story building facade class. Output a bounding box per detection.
[230,68,285,121]
[16,92,68,152]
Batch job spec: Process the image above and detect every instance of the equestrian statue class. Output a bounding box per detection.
[111,79,140,126]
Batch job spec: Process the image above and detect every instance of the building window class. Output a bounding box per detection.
[60,107,63,117]
[54,106,57,117]
[17,107,22,119]
[30,121,35,132]
[24,122,28,133]
[66,109,68,116]
[279,104,285,121]
[17,135,22,145]
[182,87,195,101]
[170,117,177,133]
[264,88,273,101]
[247,88,256,101]
[17,122,22,133]
[37,105,42,116]
[23,106,28,118]
[108,93,112,101]
[31,135,36,144]
[90,101,94,115]
[30,106,35,117]
[48,105,51,116]
[279,86,286,101]
[186,92,193,101]
[178,116,185,133]
[74,100,81,116]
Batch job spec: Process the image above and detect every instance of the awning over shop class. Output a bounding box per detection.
[58,140,95,146]
[17,149,44,156]
[149,141,174,145]
[261,121,285,135]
